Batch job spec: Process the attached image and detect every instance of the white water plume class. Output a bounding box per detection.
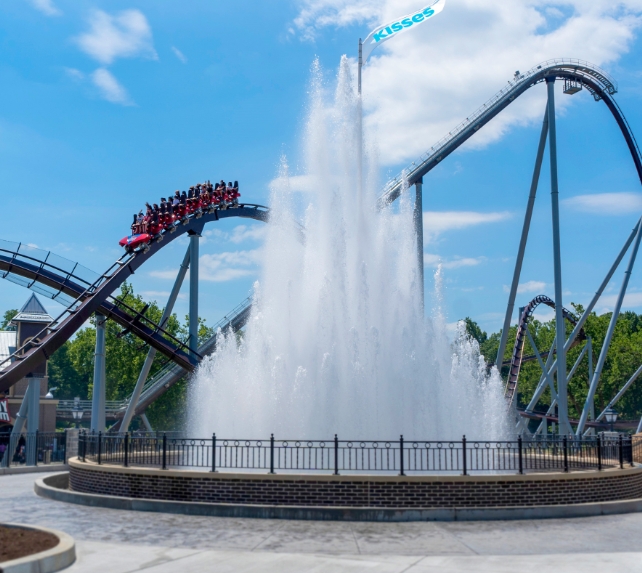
[189,57,508,440]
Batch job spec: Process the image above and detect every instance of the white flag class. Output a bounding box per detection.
[362,0,446,63]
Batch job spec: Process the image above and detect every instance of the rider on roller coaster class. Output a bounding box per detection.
[120,179,241,251]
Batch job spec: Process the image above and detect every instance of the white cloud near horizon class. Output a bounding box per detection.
[172,46,187,63]
[150,250,261,283]
[563,192,642,215]
[598,292,642,312]
[91,68,132,105]
[423,210,511,242]
[292,1,642,166]
[75,9,157,65]
[27,0,61,17]
[503,280,548,294]
[424,253,485,269]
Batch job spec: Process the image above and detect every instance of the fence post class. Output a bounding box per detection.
[518,435,523,475]
[619,433,624,469]
[630,436,635,467]
[34,430,39,467]
[162,433,167,470]
[399,435,405,477]
[270,434,275,474]
[462,435,467,476]
[124,432,129,468]
[563,436,568,473]
[211,433,217,472]
[97,431,102,465]
[597,434,602,471]
[81,431,85,462]
[334,434,339,476]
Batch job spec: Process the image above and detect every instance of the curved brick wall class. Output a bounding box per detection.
[68,459,642,508]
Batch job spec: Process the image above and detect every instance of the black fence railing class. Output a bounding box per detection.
[79,432,640,475]
[0,431,67,467]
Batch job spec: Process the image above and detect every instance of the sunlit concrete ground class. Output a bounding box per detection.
[4,472,642,572]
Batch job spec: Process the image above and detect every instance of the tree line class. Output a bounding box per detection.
[465,305,642,422]
[2,284,214,431]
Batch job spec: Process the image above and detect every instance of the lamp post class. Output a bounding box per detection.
[72,397,83,429]
[604,407,618,433]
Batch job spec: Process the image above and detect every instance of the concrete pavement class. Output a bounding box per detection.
[3,472,641,572]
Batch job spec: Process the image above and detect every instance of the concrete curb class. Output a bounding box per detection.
[0,465,68,477]
[35,472,642,522]
[0,523,75,573]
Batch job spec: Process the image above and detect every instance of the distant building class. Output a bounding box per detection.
[0,294,57,432]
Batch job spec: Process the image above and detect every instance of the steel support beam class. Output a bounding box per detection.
[414,177,425,310]
[525,327,559,403]
[26,377,40,466]
[496,107,549,368]
[120,247,191,433]
[140,413,153,432]
[546,78,570,435]
[1,386,30,467]
[189,233,200,355]
[524,220,641,415]
[90,313,106,432]
[576,219,642,435]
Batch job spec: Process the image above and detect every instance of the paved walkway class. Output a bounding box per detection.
[4,472,642,572]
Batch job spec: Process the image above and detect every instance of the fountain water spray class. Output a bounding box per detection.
[189,57,507,440]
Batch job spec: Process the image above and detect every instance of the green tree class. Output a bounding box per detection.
[0,309,17,331]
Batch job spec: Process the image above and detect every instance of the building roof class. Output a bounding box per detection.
[0,331,16,372]
[11,294,53,324]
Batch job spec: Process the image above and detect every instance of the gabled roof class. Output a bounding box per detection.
[11,294,53,324]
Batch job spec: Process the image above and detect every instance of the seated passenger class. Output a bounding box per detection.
[173,191,181,206]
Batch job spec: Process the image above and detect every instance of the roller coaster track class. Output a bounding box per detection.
[377,58,642,206]
[1,58,641,416]
[504,295,585,408]
[0,204,269,393]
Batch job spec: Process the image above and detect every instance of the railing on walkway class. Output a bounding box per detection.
[0,431,67,468]
[79,432,640,475]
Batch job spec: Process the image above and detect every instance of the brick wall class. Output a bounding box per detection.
[69,462,642,508]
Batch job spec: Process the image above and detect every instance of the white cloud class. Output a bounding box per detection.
[172,46,187,64]
[269,174,316,194]
[27,0,61,17]
[75,9,157,65]
[563,192,642,215]
[423,210,511,242]
[64,68,84,81]
[503,280,548,294]
[91,68,133,105]
[200,249,261,282]
[203,224,267,245]
[424,253,486,269]
[292,1,642,166]
[598,292,642,311]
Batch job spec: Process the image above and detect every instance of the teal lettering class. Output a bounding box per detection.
[391,22,403,32]
[412,13,424,23]
[385,26,393,34]
[373,29,387,42]
[423,8,435,16]
[401,17,413,27]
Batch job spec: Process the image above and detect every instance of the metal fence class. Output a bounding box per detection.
[79,432,640,475]
[0,431,67,468]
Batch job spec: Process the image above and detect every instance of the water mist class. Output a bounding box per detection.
[188,57,508,440]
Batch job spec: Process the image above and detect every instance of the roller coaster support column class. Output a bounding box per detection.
[90,313,106,433]
[189,231,200,355]
[523,220,641,416]
[120,247,191,433]
[577,221,642,435]
[496,107,548,369]
[1,387,30,467]
[25,377,41,465]
[414,177,424,310]
[547,78,570,436]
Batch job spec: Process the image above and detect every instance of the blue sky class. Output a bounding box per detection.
[2,0,642,335]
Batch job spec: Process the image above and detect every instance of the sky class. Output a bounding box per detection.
[2,0,642,336]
